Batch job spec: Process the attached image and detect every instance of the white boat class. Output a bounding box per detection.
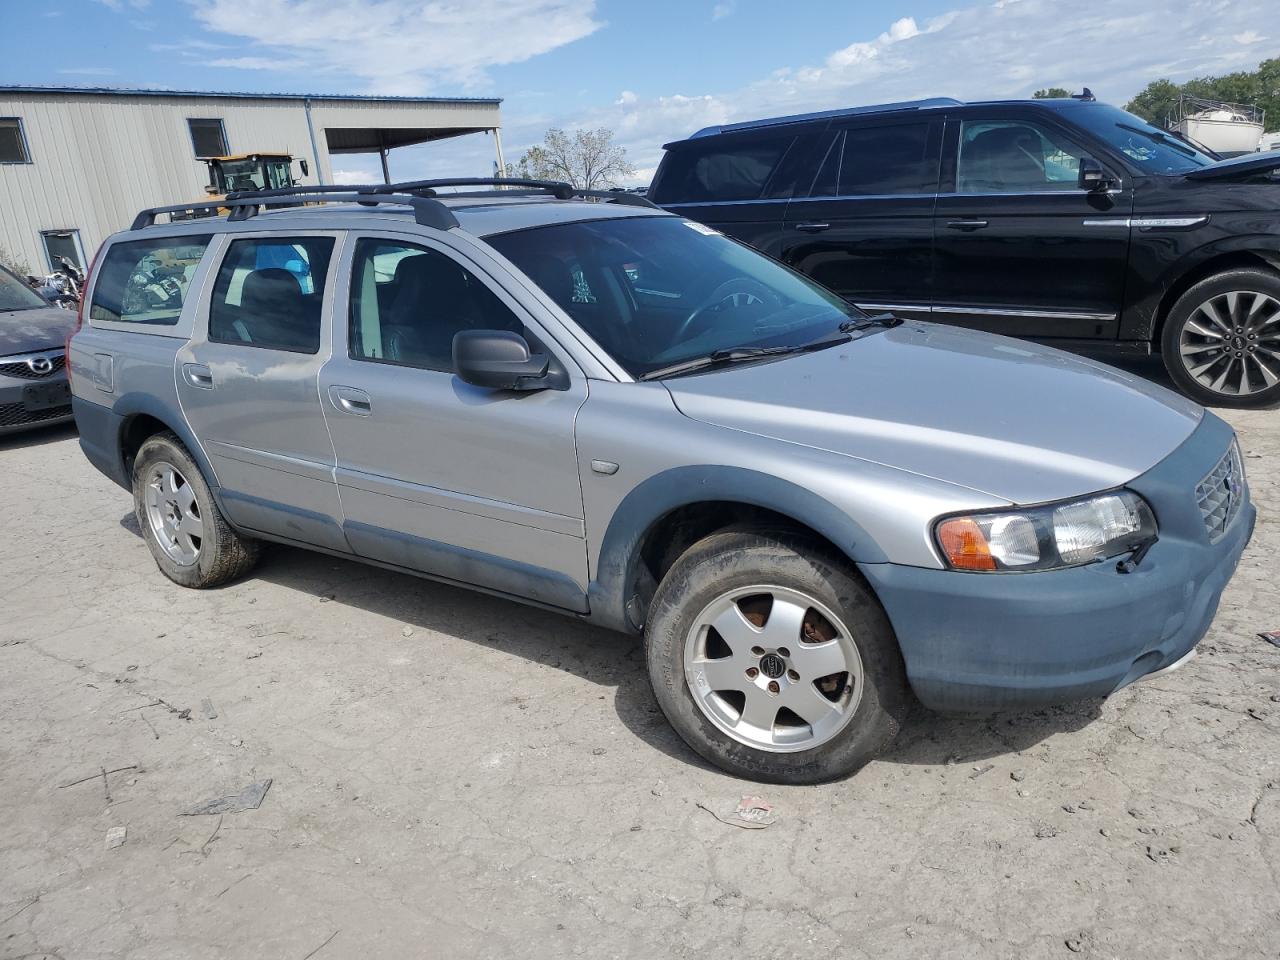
[1169,96,1264,157]
[1259,131,1280,153]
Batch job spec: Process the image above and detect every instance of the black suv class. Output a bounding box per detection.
[649,95,1280,407]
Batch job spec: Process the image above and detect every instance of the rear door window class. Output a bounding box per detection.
[89,236,211,326]
[651,133,795,203]
[207,236,334,353]
[821,122,937,196]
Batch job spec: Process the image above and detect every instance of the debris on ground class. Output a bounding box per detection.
[105,826,127,850]
[401,626,414,638]
[200,698,218,720]
[1258,631,1280,647]
[181,779,272,816]
[57,764,139,790]
[1010,769,1026,782]
[696,795,777,829]
[969,764,994,779]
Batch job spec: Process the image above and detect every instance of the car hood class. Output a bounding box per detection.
[662,323,1203,505]
[1183,149,1280,181]
[0,307,77,356]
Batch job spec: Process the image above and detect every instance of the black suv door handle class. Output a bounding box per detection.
[794,222,830,233]
[945,219,989,232]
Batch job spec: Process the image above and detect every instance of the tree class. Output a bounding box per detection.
[1033,87,1072,99]
[513,128,635,190]
[1125,57,1280,125]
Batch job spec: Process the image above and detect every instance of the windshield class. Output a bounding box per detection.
[486,216,856,378]
[216,159,269,193]
[0,264,47,311]
[1068,104,1216,174]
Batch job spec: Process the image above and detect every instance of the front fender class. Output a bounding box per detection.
[586,464,888,634]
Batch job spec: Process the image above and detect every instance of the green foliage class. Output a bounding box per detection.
[1033,87,1072,99]
[0,244,32,278]
[1125,58,1280,125]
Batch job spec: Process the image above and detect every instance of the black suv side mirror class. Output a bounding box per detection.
[1078,157,1115,193]
[453,329,550,391]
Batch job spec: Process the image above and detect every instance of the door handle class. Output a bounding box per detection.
[182,363,213,389]
[945,219,989,231]
[794,222,831,233]
[328,385,372,416]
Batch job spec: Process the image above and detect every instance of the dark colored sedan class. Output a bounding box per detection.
[0,263,76,435]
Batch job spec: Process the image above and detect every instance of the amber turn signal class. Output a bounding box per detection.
[937,517,997,571]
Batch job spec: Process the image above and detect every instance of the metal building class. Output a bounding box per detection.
[0,85,503,276]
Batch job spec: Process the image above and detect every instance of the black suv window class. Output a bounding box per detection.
[348,238,522,373]
[650,133,794,203]
[813,122,936,196]
[208,236,334,353]
[957,119,1088,193]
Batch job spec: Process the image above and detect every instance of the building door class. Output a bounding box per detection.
[40,229,86,272]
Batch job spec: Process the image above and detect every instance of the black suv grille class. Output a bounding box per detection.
[1196,442,1246,542]
[0,353,66,380]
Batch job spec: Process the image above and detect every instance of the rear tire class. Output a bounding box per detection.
[644,528,909,784]
[1161,268,1280,407]
[132,432,259,588]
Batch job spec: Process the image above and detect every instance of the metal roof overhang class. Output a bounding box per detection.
[324,126,492,154]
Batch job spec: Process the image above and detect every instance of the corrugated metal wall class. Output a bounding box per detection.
[0,92,500,274]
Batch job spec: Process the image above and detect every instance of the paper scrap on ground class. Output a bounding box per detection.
[181,779,272,816]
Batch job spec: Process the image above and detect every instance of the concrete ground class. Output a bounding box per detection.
[1,393,1277,959]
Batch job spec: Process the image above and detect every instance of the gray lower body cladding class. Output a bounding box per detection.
[862,413,1253,712]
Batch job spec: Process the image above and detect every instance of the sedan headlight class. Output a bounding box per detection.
[935,491,1157,572]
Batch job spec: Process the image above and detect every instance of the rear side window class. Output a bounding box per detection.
[650,133,794,203]
[89,236,211,326]
[208,236,334,353]
[811,122,936,197]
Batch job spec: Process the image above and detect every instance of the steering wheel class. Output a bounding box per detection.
[673,277,781,343]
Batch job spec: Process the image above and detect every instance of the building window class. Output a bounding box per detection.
[0,117,31,163]
[40,229,86,273]
[187,118,228,159]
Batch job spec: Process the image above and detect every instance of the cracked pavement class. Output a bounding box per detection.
[1,396,1277,959]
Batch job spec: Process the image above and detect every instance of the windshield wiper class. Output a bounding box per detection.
[839,312,903,333]
[1116,123,1199,159]
[638,335,855,382]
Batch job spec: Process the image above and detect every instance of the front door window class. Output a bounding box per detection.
[956,120,1088,193]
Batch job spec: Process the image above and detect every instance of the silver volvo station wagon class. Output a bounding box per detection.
[68,178,1254,783]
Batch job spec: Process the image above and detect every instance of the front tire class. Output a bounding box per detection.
[644,528,909,784]
[1161,268,1280,407]
[132,432,259,588]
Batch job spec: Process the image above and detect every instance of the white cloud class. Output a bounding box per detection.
[58,67,119,76]
[332,168,380,184]
[712,2,735,21]
[192,0,603,95]
[1233,30,1266,44]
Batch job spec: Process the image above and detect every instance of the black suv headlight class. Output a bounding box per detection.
[934,491,1157,572]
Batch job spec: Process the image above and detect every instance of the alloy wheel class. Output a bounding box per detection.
[683,585,864,753]
[1178,290,1280,398]
[143,462,203,566]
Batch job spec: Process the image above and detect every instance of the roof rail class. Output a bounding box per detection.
[130,191,461,231]
[227,176,660,209]
[675,97,964,143]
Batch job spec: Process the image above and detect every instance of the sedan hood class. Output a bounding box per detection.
[663,323,1203,505]
[0,307,78,356]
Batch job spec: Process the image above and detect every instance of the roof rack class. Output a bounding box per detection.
[676,97,964,143]
[226,177,659,208]
[130,191,461,231]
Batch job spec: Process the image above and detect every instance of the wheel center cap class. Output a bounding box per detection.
[1232,336,1246,350]
[759,653,786,679]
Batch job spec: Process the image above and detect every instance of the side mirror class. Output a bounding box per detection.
[453,329,550,391]
[298,159,309,177]
[1078,157,1115,193]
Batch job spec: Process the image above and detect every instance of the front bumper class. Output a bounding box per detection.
[0,354,73,435]
[860,412,1254,712]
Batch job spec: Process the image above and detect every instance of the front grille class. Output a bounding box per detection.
[0,401,72,428]
[0,352,66,380]
[1196,441,1246,542]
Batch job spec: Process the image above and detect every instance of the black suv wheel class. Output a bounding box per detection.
[1161,268,1280,407]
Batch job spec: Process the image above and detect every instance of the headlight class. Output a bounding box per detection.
[935,491,1157,573]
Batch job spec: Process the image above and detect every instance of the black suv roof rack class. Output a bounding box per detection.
[132,177,657,230]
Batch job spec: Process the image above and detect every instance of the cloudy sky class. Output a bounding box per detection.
[9,0,1276,185]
